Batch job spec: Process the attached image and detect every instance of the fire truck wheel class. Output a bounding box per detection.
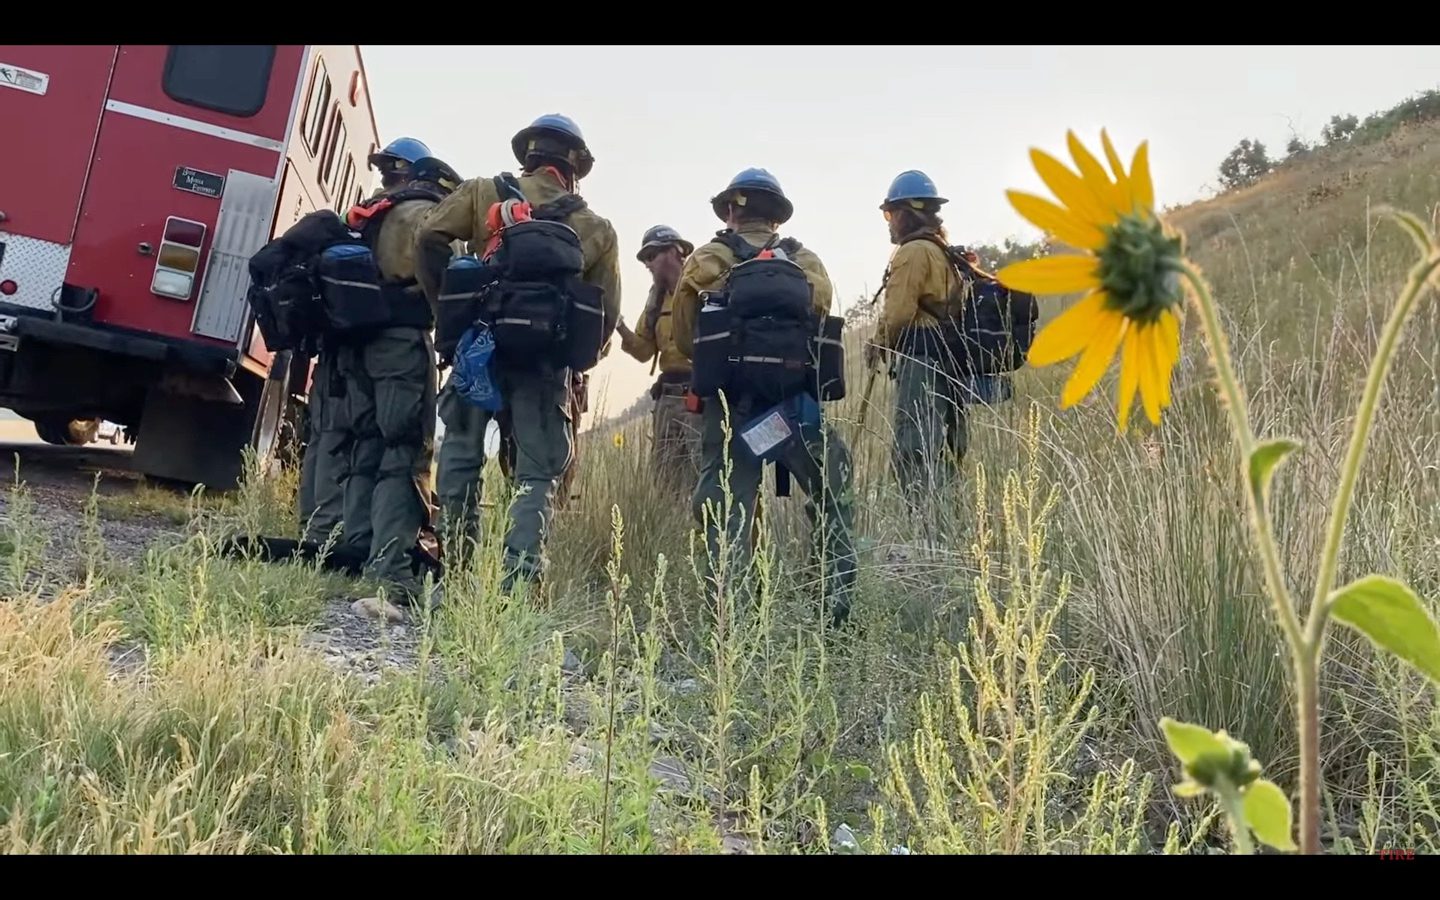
[34,417,100,447]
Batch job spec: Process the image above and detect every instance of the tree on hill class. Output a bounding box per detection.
[1212,89,1440,195]
[1218,139,1273,190]
[1321,113,1358,145]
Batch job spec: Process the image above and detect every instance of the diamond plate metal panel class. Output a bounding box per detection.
[192,169,277,343]
[0,231,71,311]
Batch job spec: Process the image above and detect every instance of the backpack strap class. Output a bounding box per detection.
[493,172,526,203]
[892,233,969,323]
[347,185,447,234]
[344,187,447,292]
[715,229,800,262]
[387,185,448,206]
[345,196,391,235]
[641,281,666,341]
[714,228,759,262]
[489,170,588,222]
[533,194,588,221]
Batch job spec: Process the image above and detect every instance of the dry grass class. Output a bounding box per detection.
[1,118,1438,854]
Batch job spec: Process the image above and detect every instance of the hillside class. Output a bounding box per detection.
[2,102,1438,854]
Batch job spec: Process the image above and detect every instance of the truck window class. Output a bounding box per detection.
[301,58,330,155]
[318,106,346,198]
[162,45,276,118]
[335,156,355,213]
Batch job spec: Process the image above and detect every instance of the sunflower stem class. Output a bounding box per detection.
[1179,261,1311,853]
[1296,244,1440,855]
[1219,780,1255,856]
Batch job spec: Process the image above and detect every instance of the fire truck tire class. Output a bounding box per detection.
[34,417,100,447]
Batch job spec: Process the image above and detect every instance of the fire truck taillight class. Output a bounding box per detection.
[151,216,207,301]
[0,280,16,296]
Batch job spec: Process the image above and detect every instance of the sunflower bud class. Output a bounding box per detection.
[1165,722,1264,793]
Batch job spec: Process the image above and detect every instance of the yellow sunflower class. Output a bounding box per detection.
[998,130,1186,432]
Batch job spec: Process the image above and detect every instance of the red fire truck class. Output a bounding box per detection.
[0,44,380,487]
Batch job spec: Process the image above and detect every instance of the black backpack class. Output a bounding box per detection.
[246,209,353,353]
[457,173,606,373]
[908,237,1038,376]
[246,187,447,352]
[315,185,449,336]
[690,230,822,404]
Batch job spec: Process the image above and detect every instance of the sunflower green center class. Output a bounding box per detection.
[1096,212,1184,324]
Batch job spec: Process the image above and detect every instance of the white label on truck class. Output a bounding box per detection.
[0,63,49,96]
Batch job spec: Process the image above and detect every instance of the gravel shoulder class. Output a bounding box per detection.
[0,441,413,685]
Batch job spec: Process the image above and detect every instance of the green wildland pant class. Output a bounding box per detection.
[299,349,345,545]
[436,363,573,584]
[334,326,437,600]
[691,391,858,625]
[891,354,968,507]
[652,381,702,490]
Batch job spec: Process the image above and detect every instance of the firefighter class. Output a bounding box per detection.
[615,224,702,490]
[414,113,621,591]
[297,136,436,547]
[669,168,858,628]
[332,154,462,610]
[866,170,969,508]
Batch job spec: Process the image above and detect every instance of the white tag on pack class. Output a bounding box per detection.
[738,407,795,459]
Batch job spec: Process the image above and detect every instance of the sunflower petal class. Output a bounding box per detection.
[1006,190,1105,250]
[1117,324,1141,433]
[1061,311,1127,408]
[1100,129,1132,199]
[1138,325,1163,424]
[1159,308,1181,365]
[1030,148,1113,228]
[997,254,1100,296]
[1027,291,1108,366]
[1068,130,1125,217]
[1150,321,1175,409]
[1130,141,1155,212]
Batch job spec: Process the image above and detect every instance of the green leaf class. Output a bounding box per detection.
[845,763,875,782]
[1242,779,1297,852]
[1329,575,1440,684]
[1159,718,1228,767]
[1171,780,1207,799]
[1247,438,1300,499]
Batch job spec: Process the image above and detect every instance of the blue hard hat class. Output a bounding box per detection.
[369,137,433,170]
[881,170,948,210]
[512,114,594,180]
[710,167,793,224]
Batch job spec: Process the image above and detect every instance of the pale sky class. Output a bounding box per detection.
[359,44,1440,418]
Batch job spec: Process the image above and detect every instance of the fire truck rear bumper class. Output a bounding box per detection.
[0,306,237,380]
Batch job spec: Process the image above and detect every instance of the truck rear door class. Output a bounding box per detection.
[0,46,117,245]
